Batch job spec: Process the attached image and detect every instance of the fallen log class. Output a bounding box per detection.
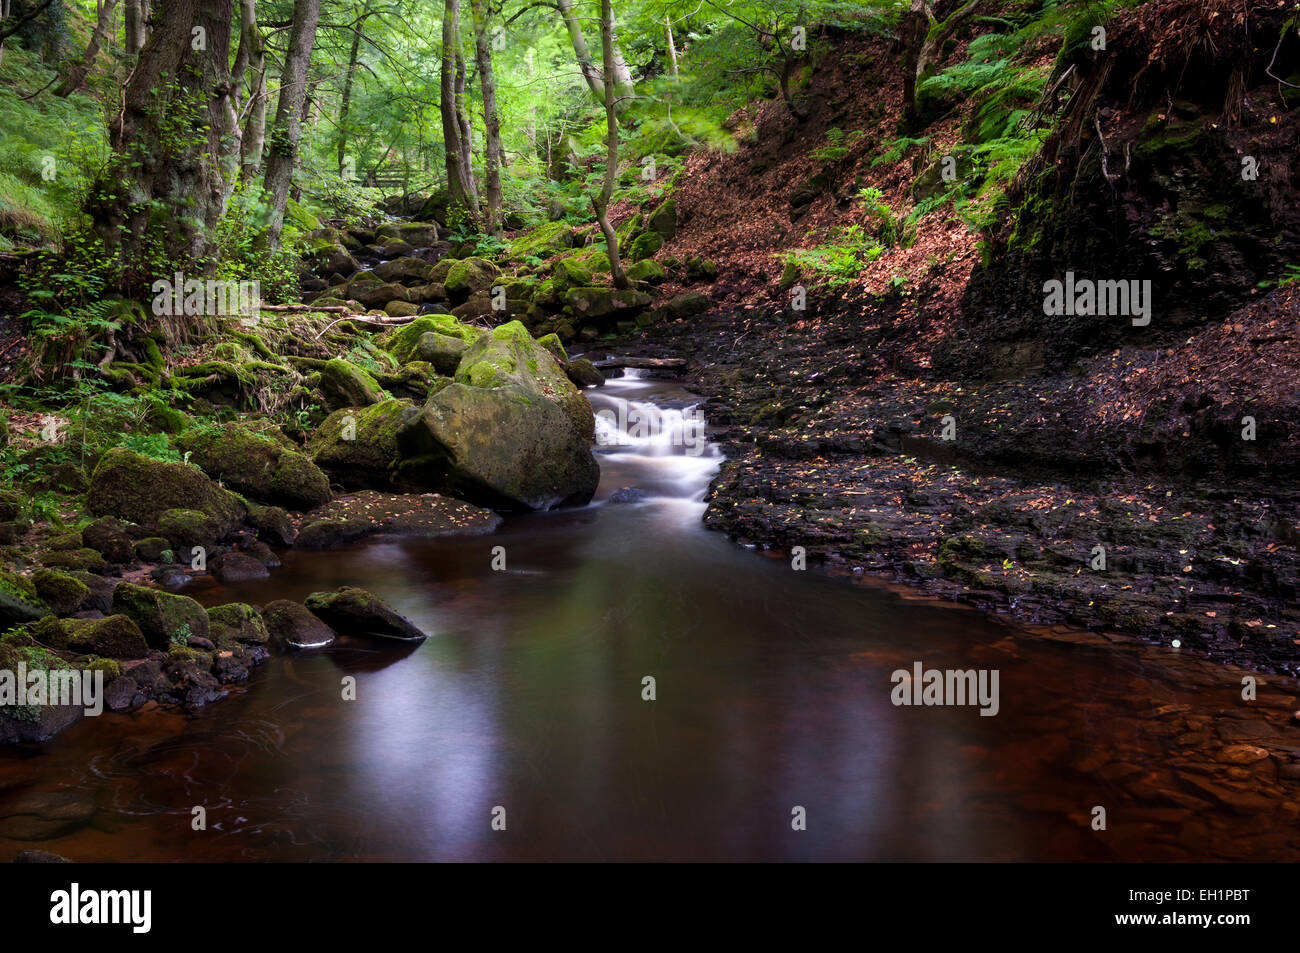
[591,356,687,370]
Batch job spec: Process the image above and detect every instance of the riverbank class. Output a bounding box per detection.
[595,298,1300,680]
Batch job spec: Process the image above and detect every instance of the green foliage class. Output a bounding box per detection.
[214,184,305,304]
[871,135,929,169]
[777,224,884,287]
[117,432,180,462]
[0,43,107,246]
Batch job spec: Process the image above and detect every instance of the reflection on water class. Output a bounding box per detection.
[0,374,1297,861]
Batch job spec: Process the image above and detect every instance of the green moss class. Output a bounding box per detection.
[385,315,480,363]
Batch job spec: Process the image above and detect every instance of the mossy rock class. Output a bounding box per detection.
[402,382,600,511]
[0,488,21,522]
[415,331,472,376]
[110,582,210,652]
[31,569,90,616]
[87,448,247,537]
[81,516,134,564]
[384,314,481,363]
[33,614,149,659]
[321,358,388,410]
[40,548,108,574]
[385,300,420,318]
[536,333,568,366]
[647,198,677,239]
[176,422,331,510]
[444,257,500,304]
[564,286,653,321]
[353,281,411,309]
[133,537,171,562]
[308,399,422,489]
[508,221,574,259]
[0,569,50,627]
[571,247,611,274]
[45,531,84,552]
[156,508,220,549]
[304,586,429,641]
[626,259,667,284]
[451,319,593,441]
[551,258,593,289]
[627,232,663,261]
[207,602,271,646]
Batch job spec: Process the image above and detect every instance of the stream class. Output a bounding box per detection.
[0,372,1296,861]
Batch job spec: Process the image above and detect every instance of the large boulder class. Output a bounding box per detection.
[87,448,246,538]
[508,221,574,259]
[206,603,271,646]
[320,358,388,410]
[373,256,433,284]
[401,382,599,511]
[443,257,499,304]
[304,586,429,641]
[308,399,421,489]
[110,582,210,652]
[31,569,91,616]
[32,615,150,659]
[354,282,410,309]
[415,331,471,375]
[564,286,653,322]
[262,600,336,649]
[647,198,677,239]
[383,314,481,363]
[175,423,331,510]
[454,320,595,442]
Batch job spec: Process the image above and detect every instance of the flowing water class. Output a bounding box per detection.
[0,373,1297,861]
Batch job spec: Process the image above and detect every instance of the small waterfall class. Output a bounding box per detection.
[586,372,722,504]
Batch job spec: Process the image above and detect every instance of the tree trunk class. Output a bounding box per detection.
[237,0,266,179]
[555,0,603,99]
[454,46,480,209]
[592,0,627,289]
[665,14,678,78]
[55,0,119,96]
[124,0,146,56]
[471,0,502,236]
[86,0,235,296]
[262,0,321,248]
[336,11,369,178]
[440,0,478,222]
[555,0,633,102]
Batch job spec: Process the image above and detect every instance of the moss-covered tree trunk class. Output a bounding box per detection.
[84,0,235,297]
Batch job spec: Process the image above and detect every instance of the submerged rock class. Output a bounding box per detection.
[304,586,429,641]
